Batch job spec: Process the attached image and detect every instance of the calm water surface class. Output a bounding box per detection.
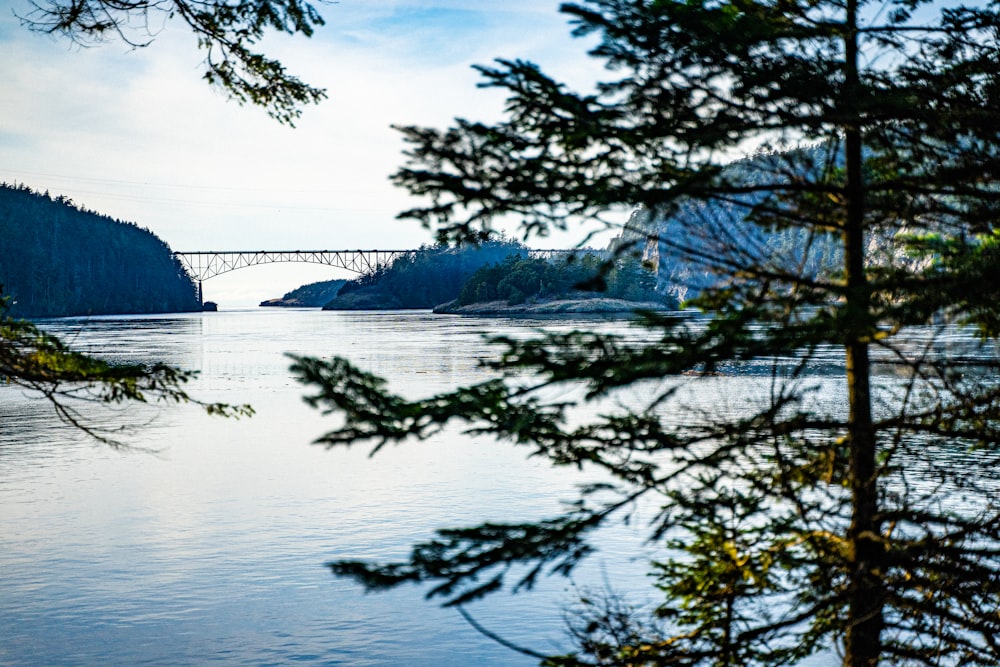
[0,309,668,666]
[7,308,959,664]
[9,309,968,667]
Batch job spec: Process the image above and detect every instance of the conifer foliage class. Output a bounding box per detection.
[292,1,1000,664]
[0,184,252,445]
[0,304,252,447]
[0,183,199,318]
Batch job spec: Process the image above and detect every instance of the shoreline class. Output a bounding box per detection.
[433,297,673,315]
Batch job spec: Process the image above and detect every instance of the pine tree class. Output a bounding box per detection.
[291,1,1000,664]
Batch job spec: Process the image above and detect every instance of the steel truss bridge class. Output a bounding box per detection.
[173,249,412,304]
[173,249,411,281]
[172,248,577,304]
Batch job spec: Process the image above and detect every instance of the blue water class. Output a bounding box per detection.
[5,308,951,664]
[0,309,666,666]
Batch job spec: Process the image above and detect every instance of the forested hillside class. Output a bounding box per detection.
[619,147,912,304]
[323,240,527,310]
[450,252,672,309]
[0,183,199,317]
[260,278,347,307]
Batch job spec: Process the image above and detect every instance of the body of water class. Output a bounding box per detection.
[0,309,666,666]
[7,308,980,665]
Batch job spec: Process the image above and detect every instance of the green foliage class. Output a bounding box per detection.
[0,295,253,447]
[0,183,200,318]
[18,0,327,124]
[293,1,1000,665]
[327,240,529,310]
[261,278,347,307]
[892,231,1000,338]
[456,252,670,307]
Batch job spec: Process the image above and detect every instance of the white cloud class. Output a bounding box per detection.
[0,1,611,304]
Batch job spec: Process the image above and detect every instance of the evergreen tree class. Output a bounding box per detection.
[0,183,201,318]
[455,252,667,307]
[326,240,529,309]
[292,1,1000,664]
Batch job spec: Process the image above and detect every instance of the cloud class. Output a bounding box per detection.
[0,0,610,304]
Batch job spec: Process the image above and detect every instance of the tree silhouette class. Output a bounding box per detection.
[0,183,200,317]
[292,0,1000,664]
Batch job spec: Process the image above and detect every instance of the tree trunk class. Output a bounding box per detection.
[842,1,885,664]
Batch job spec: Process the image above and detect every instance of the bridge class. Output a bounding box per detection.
[173,249,413,304]
[173,249,412,281]
[172,248,580,305]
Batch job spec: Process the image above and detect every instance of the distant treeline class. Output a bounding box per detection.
[0,183,199,317]
[324,240,529,309]
[456,252,667,307]
[321,240,672,311]
[260,278,347,307]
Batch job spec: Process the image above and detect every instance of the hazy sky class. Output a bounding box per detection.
[0,1,611,305]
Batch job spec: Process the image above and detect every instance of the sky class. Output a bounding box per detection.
[0,1,613,306]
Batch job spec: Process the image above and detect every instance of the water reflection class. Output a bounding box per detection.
[2,309,994,665]
[0,310,656,666]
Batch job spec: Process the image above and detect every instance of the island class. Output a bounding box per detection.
[262,240,677,315]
